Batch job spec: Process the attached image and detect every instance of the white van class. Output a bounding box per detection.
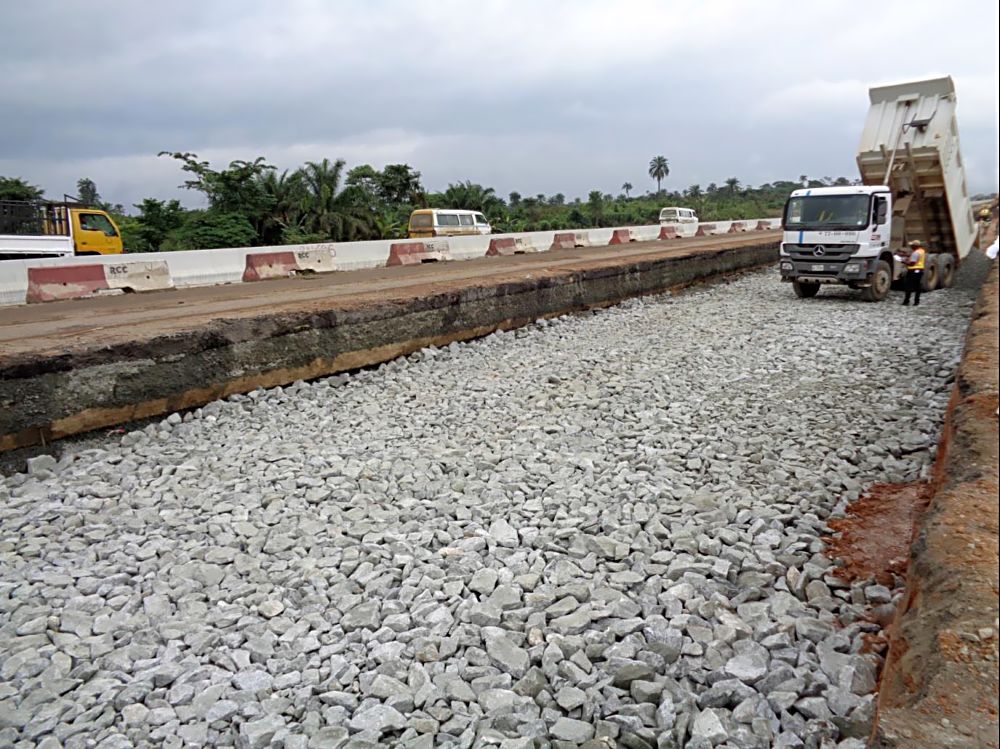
[658,207,698,225]
[408,209,492,238]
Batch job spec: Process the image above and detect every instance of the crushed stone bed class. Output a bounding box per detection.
[0,271,977,748]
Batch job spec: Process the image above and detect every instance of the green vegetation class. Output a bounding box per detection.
[0,177,45,202]
[2,157,864,252]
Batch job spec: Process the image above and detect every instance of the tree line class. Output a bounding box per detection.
[1,154,863,252]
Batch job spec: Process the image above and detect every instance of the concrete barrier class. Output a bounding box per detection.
[695,223,720,237]
[549,231,592,250]
[293,247,337,273]
[609,229,639,245]
[0,218,779,306]
[26,265,110,303]
[755,220,772,231]
[728,222,748,233]
[486,237,536,256]
[387,240,452,266]
[658,226,680,240]
[104,261,173,293]
[242,248,336,281]
[550,233,577,251]
[243,251,299,282]
[26,261,174,303]
[486,238,516,256]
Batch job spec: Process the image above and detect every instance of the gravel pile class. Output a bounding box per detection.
[0,272,978,749]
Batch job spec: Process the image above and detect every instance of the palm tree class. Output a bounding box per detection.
[724,177,741,195]
[799,174,809,187]
[373,211,404,239]
[298,158,373,241]
[648,156,669,193]
[441,181,502,213]
[621,182,633,199]
[256,169,306,244]
[685,184,703,199]
[588,190,604,227]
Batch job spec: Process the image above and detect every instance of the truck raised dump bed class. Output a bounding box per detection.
[779,76,977,301]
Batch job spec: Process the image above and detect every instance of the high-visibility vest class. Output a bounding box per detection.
[910,248,926,270]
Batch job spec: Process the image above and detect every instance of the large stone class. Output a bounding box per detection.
[470,568,499,595]
[232,670,274,692]
[237,715,286,749]
[550,717,595,742]
[347,704,408,734]
[691,708,729,744]
[608,658,654,687]
[489,518,519,547]
[484,629,530,678]
[725,651,769,684]
[341,601,381,632]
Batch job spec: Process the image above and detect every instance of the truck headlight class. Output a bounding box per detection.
[780,261,793,271]
[844,262,861,273]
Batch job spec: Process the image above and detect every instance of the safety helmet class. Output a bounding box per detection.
[908,239,923,247]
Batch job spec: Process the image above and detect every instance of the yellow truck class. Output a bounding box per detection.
[0,200,124,261]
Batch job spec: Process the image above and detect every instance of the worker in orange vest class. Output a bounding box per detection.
[903,239,927,306]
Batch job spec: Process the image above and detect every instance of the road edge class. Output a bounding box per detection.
[871,256,999,747]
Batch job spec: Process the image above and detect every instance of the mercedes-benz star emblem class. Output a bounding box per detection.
[814,246,826,256]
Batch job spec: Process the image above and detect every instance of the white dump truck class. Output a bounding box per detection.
[779,76,978,301]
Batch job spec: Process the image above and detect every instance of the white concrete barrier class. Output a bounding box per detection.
[0,218,779,307]
[105,260,173,292]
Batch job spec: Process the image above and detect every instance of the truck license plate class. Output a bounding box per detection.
[810,264,826,272]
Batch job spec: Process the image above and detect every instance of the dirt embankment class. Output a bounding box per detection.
[870,253,999,748]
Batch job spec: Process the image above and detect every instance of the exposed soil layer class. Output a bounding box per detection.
[825,482,930,587]
[871,251,1000,749]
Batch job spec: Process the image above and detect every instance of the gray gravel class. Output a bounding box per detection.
[0,270,979,748]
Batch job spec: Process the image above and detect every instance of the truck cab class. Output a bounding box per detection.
[70,208,123,255]
[779,186,897,300]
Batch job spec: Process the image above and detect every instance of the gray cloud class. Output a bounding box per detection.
[1,0,997,208]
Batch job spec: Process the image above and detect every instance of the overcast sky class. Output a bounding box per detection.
[2,0,997,209]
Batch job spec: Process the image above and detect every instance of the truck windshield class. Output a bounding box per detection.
[784,195,871,230]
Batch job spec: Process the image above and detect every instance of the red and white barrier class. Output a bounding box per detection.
[609,229,640,245]
[387,240,452,266]
[550,233,576,251]
[27,265,108,303]
[550,232,592,250]
[26,261,173,303]
[2,218,780,306]
[695,223,720,237]
[728,222,748,233]
[485,238,537,256]
[242,247,336,282]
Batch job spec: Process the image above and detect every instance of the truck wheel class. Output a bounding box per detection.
[861,260,891,302]
[793,280,820,298]
[921,255,939,291]
[936,255,955,288]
